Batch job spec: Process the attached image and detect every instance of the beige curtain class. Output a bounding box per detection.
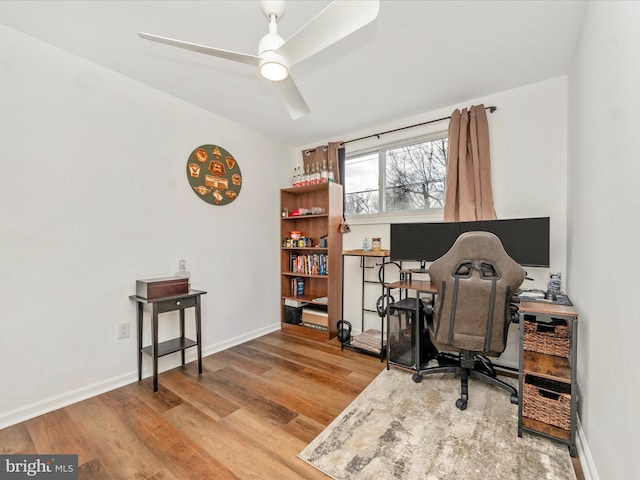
[443,104,497,222]
[302,142,342,184]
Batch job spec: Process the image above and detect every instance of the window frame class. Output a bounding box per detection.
[344,130,448,221]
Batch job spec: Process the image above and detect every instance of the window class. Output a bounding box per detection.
[344,133,448,216]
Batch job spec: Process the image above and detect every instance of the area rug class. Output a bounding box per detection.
[299,368,576,480]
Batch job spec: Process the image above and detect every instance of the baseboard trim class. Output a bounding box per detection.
[0,323,281,430]
[576,415,598,480]
[0,372,138,431]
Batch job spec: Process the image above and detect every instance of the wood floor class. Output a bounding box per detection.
[1,330,584,479]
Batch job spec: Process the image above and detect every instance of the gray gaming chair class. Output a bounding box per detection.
[416,231,525,410]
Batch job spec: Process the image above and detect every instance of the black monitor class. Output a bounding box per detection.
[459,217,550,268]
[390,222,461,269]
[390,217,550,267]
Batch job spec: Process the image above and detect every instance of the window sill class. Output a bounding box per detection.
[345,209,445,226]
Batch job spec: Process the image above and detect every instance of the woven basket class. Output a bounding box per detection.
[522,383,571,430]
[523,319,570,358]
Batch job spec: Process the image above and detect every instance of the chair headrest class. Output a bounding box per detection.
[428,231,525,285]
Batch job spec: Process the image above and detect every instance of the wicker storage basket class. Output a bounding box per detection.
[523,317,571,358]
[522,375,571,430]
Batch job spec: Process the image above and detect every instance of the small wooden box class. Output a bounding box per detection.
[302,308,329,327]
[136,276,189,299]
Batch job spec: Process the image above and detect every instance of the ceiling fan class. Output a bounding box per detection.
[138,0,380,120]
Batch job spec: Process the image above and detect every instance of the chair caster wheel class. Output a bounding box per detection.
[510,393,518,405]
[456,398,467,410]
[412,373,422,383]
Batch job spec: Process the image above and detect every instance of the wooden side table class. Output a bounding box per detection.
[129,289,206,392]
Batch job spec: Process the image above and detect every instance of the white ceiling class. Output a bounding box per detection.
[1,0,585,146]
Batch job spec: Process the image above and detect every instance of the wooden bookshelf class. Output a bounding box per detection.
[280,183,343,339]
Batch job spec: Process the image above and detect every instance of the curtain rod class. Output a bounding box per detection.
[342,105,497,146]
[303,105,497,154]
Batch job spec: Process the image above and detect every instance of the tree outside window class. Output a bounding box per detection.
[345,134,448,216]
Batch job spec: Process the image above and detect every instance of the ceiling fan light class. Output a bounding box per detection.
[260,61,289,81]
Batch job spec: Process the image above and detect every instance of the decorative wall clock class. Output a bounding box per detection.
[186,144,242,206]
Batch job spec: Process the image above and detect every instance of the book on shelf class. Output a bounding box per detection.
[289,252,328,275]
[284,298,307,308]
[302,322,329,332]
[290,277,305,296]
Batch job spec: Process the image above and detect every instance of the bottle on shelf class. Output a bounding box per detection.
[175,259,191,289]
[292,167,299,187]
[328,160,334,183]
[363,237,370,251]
[547,272,562,293]
[303,164,310,186]
[321,160,328,183]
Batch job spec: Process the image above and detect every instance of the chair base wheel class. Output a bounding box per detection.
[456,398,467,410]
[510,393,518,405]
[412,373,422,383]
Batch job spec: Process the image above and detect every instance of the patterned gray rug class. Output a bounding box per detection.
[299,368,576,480]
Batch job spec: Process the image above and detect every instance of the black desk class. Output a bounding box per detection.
[129,289,206,392]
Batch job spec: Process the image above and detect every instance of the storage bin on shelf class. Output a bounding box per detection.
[522,314,571,358]
[522,374,571,431]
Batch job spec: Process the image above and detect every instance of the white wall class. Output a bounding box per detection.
[567,2,640,479]
[0,26,295,428]
[8,6,639,477]
[303,78,569,364]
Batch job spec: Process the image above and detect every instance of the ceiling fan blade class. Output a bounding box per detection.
[272,77,311,120]
[138,32,261,67]
[278,0,380,67]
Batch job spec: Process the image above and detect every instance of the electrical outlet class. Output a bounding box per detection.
[117,322,130,339]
